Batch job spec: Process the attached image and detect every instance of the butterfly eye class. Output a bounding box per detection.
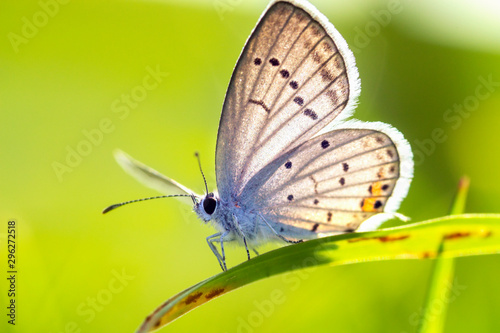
[203,197,217,215]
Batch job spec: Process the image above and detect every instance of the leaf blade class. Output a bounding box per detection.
[137,214,500,333]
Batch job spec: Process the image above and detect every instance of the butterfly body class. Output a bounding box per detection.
[107,0,413,272]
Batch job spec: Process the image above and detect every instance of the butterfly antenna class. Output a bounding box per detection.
[194,152,209,194]
[102,194,193,214]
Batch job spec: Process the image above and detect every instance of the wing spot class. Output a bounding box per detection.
[303,108,318,120]
[374,200,383,209]
[248,99,270,113]
[326,89,339,104]
[321,140,330,149]
[327,212,332,222]
[387,149,394,158]
[320,68,335,82]
[269,58,280,66]
[280,69,290,78]
[310,175,319,194]
[313,199,319,205]
[339,177,345,186]
[382,184,390,191]
[280,227,284,232]
[311,223,319,232]
[285,161,292,169]
[290,81,299,89]
[253,58,262,65]
[376,136,384,143]
[287,194,294,201]
[368,185,372,194]
[312,51,322,63]
[293,96,304,106]
[389,166,396,174]
[342,163,349,172]
[322,40,334,52]
[311,24,322,36]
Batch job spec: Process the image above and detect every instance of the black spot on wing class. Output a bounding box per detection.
[321,140,330,149]
[285,161,292,169]
[280,69,290,78]
[269,58,280,66]
[293,96,304,106]
[303,108,318,120]
[287,194,294,201]
[339,177,345,186]
[289,80,298,89]
[254,58,262,65]
[342,163,349,172]
[311,223,319,232]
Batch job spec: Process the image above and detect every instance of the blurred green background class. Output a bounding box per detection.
[1,0,500,332]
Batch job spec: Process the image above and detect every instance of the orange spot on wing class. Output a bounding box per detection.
[361,197,381,212]
[205,288,225,300]
[370,182,384,196]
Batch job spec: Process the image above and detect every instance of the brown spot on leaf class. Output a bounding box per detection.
[420,251,436,259]
[184,291,203,304]
[205,288,225,300]
[377,234,409,242]
[443,231,471,240]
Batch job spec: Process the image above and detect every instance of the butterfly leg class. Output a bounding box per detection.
[232,214,252,261]
[252,248,260,256]
[206,232,226,271]
[259,213,303,244]
[242,237,251,261]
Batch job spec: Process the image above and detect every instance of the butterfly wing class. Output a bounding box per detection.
[241,120,413,238]
[114,150,200,200]
[215,0,360,200]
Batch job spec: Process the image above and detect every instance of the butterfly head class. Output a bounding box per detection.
[194,192,219,222]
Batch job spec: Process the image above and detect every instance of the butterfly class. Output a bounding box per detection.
[104,0,413,272]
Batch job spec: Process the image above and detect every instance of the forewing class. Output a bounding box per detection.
[216,0,360,199]
[243,123,413,237]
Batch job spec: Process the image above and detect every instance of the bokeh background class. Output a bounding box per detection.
[1,0,500,332]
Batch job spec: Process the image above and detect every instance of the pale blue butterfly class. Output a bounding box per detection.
[104,0,413,272]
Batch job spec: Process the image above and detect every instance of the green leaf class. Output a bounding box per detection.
[417,177,470,333]
[137,214,500,332]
